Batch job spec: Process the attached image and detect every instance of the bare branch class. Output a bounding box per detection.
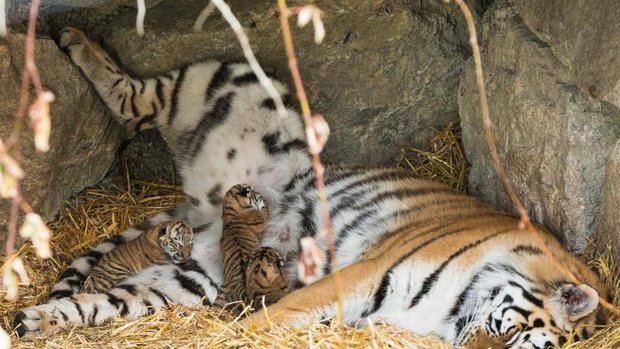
[0,0,6,37]
[277,0,343,320]
[136,0,146,37]
[25,0,44,95]
[208,0,289,118]
[193,1,216,31]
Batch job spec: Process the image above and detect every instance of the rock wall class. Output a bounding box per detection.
[595,142,620,262]
[0,35,125,230]
[459,0,620,252]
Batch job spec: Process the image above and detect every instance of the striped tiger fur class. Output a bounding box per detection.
[83,220,193,293]
[13,27,611,348]
[214,184,288,311]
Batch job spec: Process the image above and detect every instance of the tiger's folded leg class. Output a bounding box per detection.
[48,210,177,300]
[14,261,219,338]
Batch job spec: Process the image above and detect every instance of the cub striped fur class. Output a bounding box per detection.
[214,184,288,310]
[83,220,193,292]
[13,28,610,349]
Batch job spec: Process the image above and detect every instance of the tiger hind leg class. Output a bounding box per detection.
[15,262,220,338]
[58,27,175,133]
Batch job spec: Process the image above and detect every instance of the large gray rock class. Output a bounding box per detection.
[595,141,620,262]
[92,0,474,166]
[459,0,620,252]
[0,35,125,231]
[6,0,165,23]
[513,0,620,111]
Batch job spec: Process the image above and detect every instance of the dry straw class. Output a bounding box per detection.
[397,122,468,193]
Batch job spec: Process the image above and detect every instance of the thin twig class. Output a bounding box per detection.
[451,0,620,317]
[208,0,289,118]
[277,0,343,321]
[25,0,43,95]
[136,0,146,37]
[193,1,216,31]
[0,0,6,37]
[5,194,21,256]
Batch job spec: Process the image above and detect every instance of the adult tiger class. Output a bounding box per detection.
[13,28,610,348]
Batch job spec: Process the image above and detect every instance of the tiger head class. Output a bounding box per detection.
[222,184,270,225]
[466,278,609,349]
[245,247,289,307]
[157,220,194,263]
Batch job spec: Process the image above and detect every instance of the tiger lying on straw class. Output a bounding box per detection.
[14,28,611,349]
[82,220,193,293]
[214,184,289,311]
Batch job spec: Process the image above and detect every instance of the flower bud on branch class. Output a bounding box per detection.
[294,6,325,44]
[20,213,52,258]
[2,256,31,302]
[29,91,54,152]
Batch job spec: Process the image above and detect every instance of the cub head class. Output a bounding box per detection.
[157,220,194,263]
[223,184,269,224]
[246,247,289,307]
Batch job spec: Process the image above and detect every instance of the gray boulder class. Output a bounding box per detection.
[513,0,620,112]
[459,0,620,252]
[0,35,125,233]
[595,141,620,262]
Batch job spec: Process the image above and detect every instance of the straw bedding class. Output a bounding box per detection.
[1,125,618,348]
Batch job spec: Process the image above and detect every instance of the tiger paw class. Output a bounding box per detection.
[158,220,194,263]
[59,27,88,50]
[13,302,65,338]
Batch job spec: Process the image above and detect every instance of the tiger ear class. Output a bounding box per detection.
[552,283,599,323]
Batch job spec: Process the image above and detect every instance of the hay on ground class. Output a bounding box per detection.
[398,122,468,192]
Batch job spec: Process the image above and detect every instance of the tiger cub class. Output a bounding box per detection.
[215,184,289,311]
[83,220,193,292]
